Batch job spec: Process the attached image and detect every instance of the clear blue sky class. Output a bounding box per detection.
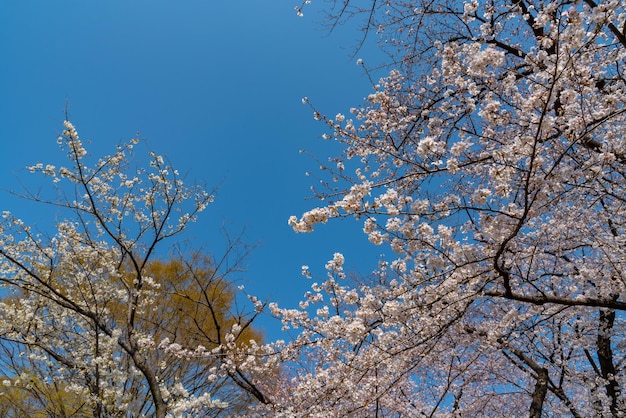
[0,0,385,339]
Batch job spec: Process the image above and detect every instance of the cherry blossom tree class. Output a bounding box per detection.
[0,122,263,417]
[221,0,626,416]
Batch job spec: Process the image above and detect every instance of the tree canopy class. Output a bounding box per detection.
[219,0,626,416]
[0,124,263,417]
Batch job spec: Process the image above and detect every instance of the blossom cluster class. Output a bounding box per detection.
[218,0,626,415]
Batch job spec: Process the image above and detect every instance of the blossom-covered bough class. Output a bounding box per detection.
[0,122,263,417]
[222,0,626,416]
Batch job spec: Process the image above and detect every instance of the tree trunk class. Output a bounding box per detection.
[529,367,549,418]
[597,307,621,417]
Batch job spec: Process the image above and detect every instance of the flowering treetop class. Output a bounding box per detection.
[225,1,626,416]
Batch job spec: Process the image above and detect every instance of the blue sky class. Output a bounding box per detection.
[0,1,385,339]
